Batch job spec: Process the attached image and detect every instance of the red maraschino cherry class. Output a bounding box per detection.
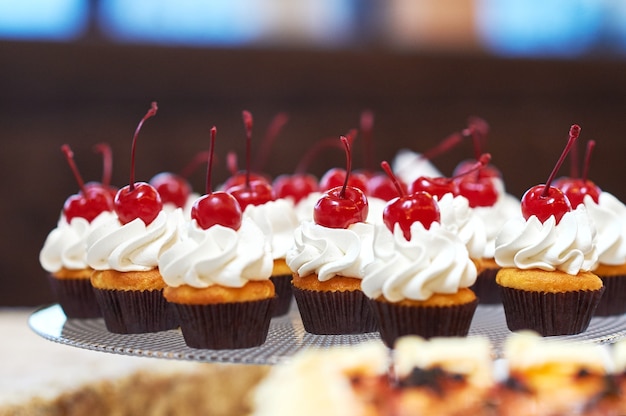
[314,136,368,228]
[226,110,275,211]
[61,144,114,223]
[381,161,440,241]
[192,127,243,230]
[453,117,501,179]
[114,102,163,225]
[521,125,580,224]
[318,129,368,193]
[556,139,601,207]
[273,173,319,203]
[455,154,499,207]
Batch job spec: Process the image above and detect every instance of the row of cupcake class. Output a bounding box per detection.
[39,105,626,351]
[252,331,626,416]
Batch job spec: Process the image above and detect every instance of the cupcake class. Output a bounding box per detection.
[39,144,117,318]
[392,335,494,416]
[495,205,603,335]
[242,198,299,316]
[158,125,276,349]
[362,220,478,346]
[159,217,275,349]
[583,191,626,316]
[86,102,180,334]
[286,136,377,335]
[287,220,377,334]
[362,163,478,346]
[86,208,183,333]
[494,331,613,416]
[495,125,605,336]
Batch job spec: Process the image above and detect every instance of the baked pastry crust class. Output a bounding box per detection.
[272,259,292,276]
[90,269,166,291]
[593,262,626,277]
[373,287,477,307]
[496,268,603,292]
[163,281,275,305]
[53,267,93,280]
[473,257,499,274]
[292,273,362,292]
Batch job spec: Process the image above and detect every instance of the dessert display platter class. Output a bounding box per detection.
[29,302,626,365]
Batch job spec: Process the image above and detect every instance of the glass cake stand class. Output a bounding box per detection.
[29,303,626,365]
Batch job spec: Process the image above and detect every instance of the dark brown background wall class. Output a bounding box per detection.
[2,40,626,306]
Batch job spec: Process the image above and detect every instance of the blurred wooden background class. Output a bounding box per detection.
[2,40,626,306]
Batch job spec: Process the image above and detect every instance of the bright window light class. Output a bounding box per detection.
[98,0,269,46]
[475,0,604,58]
[0,0,88,40]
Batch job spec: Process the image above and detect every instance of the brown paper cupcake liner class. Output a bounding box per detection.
[594,274,626,316]
[370,298,479,347]
[292,286,378,335]
[471,268,501,304]
[93,288,178,334]
[499,286,605,336]
[47,274,101,319]
[270,274,293,316]
[171,297,275,349]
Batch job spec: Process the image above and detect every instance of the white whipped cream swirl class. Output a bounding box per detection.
[86,209,184,272]
[494,205,598,274]
[286,221,375,281]
[40,211,117,272]
[362,222,477,302]
[584,192,626,266]
[437,193,488,259]
[243,199,299,260]
[158,218,273,288]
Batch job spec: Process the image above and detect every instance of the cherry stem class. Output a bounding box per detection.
[205,127,217,195]
[569,137,580,179]
[381,161,406,197]
[61,144,87,193]
[129,102,158,191]
[253,112,288,172]
[179,150,211,179]
[450,153,492,182]
[541,124,581,198]
[340,136,351,199]
[93,143,112,187]
[582,140,596,183]
[360,110,374,171]
[242,110,253,188]
[419,132,464,161]
[468,116,489,161]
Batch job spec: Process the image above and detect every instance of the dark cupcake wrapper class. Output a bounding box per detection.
[499,286,605,336]
[292,286,378,335]
[594,274,626,316]
[171,297,275,349]
[270,274,293,316]
[47,274,101,319]
[370,298,479,347]
[471,268,502,305]
[93,287,178,334]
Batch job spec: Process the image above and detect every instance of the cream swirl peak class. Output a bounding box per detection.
[40,211,117,273]
[494,205,598,274]
[158,218,273,288]
[361,222,477,302]
[242,198,299,261]
[286,221,376,282]
[86,209,184,272]
[437,193,488,259]
[584,192,626,266]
